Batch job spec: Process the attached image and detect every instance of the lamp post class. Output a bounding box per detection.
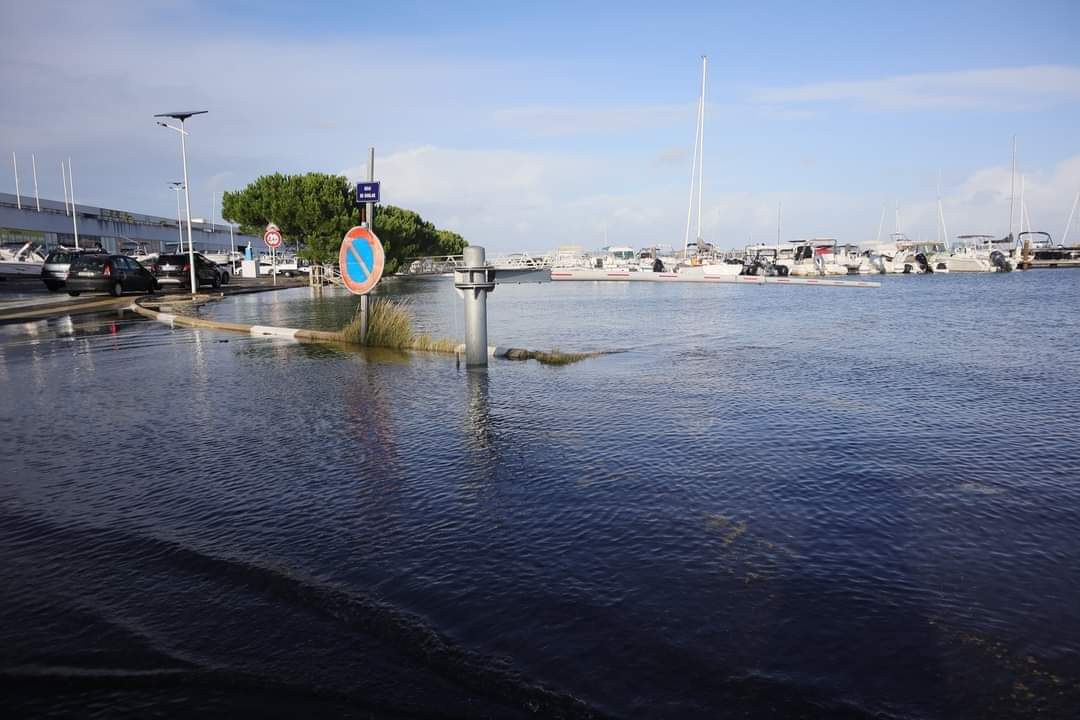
[169,182,184,252]
[155,110,207,294]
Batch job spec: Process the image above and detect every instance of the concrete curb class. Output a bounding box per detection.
[130,297,516,356]
[129,299,345,344]
[129,297,578,362]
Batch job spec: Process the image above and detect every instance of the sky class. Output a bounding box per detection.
[2,0,1079,252]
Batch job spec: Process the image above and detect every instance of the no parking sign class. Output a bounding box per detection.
[338,226,384,295]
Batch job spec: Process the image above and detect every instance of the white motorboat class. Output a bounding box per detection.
[205,250,244,266]
[834,243,873,274]
[940,235,1013,272]
[786,239,849,276]
[895,239,950,273]
[0,242,48,277]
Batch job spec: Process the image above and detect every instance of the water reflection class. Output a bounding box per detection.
[465,369,494,451]
[3,274,1080,719]
[344,360,399,472]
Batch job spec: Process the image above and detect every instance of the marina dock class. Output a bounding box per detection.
[548,269,880,287]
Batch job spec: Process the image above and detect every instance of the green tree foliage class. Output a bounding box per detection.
[222,172,467,272]
[372,206,468,273]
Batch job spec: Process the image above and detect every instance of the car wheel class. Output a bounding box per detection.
[68,291,81,297]
[111,281,124,297]
[212,273,221,289]
[221,272,230,285]
[44,281,61,292]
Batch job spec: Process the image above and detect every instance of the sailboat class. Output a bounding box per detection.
[678,55,742,278]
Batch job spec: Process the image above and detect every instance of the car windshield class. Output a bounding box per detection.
[158,255,186,264]
[69,256,107,271]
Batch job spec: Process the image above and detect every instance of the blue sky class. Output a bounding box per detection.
[2,0,1078,251]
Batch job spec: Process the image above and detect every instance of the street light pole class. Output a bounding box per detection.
[178,121,197,293]
[155,110,207,295]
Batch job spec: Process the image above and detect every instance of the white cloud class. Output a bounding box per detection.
[752,65,1080,111]
[492,103,690,136]
[337,146,1080,253]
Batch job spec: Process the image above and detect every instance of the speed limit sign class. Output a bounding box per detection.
[263,223,282,248]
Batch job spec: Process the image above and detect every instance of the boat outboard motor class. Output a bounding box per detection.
[990,250,1012,272]
[652,257,664,272]
[915,253,933,273]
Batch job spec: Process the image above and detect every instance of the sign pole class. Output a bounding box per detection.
[338,225,385,345]
[359,146,376,343]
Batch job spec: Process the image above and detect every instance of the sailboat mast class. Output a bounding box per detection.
[937,170,949,248]
[1062,191,1079,246]
[876,204,886,245]
[1009,135,1017,241]
[776,201,782,256]
[695,55,707,245]
[682,62,704,255]
[1019,174,1027,240]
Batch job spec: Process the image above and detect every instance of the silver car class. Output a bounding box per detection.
[41,248,95,291]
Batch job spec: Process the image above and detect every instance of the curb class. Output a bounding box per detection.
[130,297,513,356]
[129,298,345,344]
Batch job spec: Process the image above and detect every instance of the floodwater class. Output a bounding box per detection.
[2,272,1079,719]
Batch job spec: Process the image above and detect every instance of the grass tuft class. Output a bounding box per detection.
[342,299,599,365]
[342,298,459,353]
[504,347,598,365]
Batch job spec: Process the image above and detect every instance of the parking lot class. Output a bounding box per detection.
[0,275,307,323]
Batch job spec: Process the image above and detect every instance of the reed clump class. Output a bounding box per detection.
[342,299,600,365]
[504,348,598,366]
[412,334,461,354]
[342,298,458,353]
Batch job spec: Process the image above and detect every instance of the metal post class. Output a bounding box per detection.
[68,158,79,249]
[179,120,197,294]
[31,154,40,211]
[12,152,21,209]
[358,146,375,340]
[463,245,489,368]
[365,146,375,232]
[359,294,369,343]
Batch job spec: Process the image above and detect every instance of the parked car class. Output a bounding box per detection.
[66,254,159,296]
[151,253,222,288]
[198,253,231,285]
[40,247,97,291]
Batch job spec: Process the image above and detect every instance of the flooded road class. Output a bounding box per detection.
[2,272,1079,718]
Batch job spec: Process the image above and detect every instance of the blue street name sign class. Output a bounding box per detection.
[356,182,380,204]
